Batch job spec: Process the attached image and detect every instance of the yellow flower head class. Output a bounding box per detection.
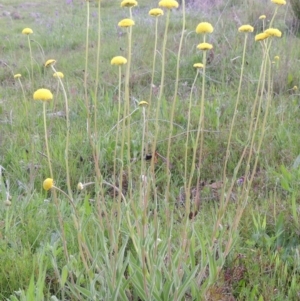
[259,15,266,20]
[274,55,280,60]
[158,0,179,9]
[197,42,213,51]
[193,63,204,69]
[118,18,135,27]
[14,74,22,78]
[238,25,254,33]
[121,0,137,7]
[264,28,282,37]
[33,89,53,101]
[271,0,286,5]
[43,178,54,191]
[293,86,298,91]
[111,56,127,65]
[138,100,149,106]
[53,72,64,78]
[196,22,214,34]
[255,32,269,41]
[45,59,56,67]
[149,8,164,17]
[22,28,33,35]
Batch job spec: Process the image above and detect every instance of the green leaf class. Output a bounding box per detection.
[280,165,292,182]
[61,265,69,287]
[280,177,291,192]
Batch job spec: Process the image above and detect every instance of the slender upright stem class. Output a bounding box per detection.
[51,66,72,199]
[165,1,186,202]
[43,102,53,178]
[220,33,249,205]
[184,69,199,214]
[124,9,133,198]
[186,48,207,213]
[150,9,170,193]
[84,1,91,138]
[27,36,34,85]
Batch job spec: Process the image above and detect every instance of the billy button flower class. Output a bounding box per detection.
[193,63,204,69]
[196,22,214,34]
[34,88,54,177]
[271,0,286,5]
[33,88,53,101]
[264,28,282,37]
[158,0,179,9]
[149,8,164,17]
[259,15,266,30]
[197,42,213,51]
[255,32,269,41]
[111,55,128,194]
[53,72,64,78]
[45,59,56,67]
[22,28,33,35]
[121,0,137,7]
[138,100,149,106]
[118,18,135,27]
[14,74,27,112]
[111,56,127,65]
[43,178,54,191]
[238,25,254,32]
[22,27,34,83]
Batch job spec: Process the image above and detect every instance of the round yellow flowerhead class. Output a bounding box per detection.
[22,28,33,35]
[238,25,254,33]
[111,56,127,65]
[197,42,213,51]
[53,72,64,78]
[45,59,57,67]
[292,86,298,91]
[138,100,149,107]
[274,55,280,60]
[118,18,135,28]
[149,8,164,17]
[255,32,269,41]
[264,28,282,37]
[121,0,137,7]
[158,0,179,9]
[271,0,286,5]
[43,178,54,191]
[33,89,53,101]
[193,63,204,69]
[259,15,266,20]
[14,74,22,79]
[196,22,214,34]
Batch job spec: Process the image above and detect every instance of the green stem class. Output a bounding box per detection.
[84,1,91,138]
[186,47,207,213]
[184,69,199,214]
[43,102,53,178]
[165,0,186,201]
[51,66,72,199]
[27,35,34,85]
[124,8,133,198]
[220,33,249,205]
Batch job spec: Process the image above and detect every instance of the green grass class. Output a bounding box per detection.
[1,0,300,300]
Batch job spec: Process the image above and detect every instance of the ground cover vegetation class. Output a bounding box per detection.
[1,0,300,300]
